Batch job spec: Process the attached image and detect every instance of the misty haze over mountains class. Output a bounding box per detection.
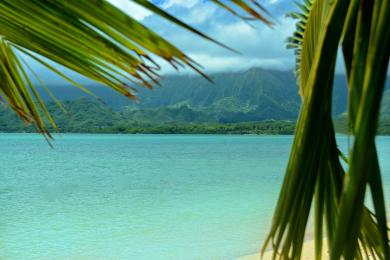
[2,67,390,132]
[37,67,361,119]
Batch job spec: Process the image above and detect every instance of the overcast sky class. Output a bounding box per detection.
[111,0,296,73]
[28,0,298,85]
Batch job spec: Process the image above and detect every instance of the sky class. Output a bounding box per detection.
[28,0,298,85]
[111,0,296,73]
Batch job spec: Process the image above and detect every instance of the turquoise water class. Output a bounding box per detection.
[1,134,390,259]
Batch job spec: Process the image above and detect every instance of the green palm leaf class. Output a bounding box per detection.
[264,0,390,258]
[331,0,390,257]
[0,0,270,136]
[3,1,390,258]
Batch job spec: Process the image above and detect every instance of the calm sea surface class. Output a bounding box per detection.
[1,134,390,259]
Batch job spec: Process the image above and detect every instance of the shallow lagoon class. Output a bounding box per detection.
[0,134,389,259]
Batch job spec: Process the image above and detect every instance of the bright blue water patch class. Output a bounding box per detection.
[0,134,389,259]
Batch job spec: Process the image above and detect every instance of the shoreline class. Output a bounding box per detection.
[0,131,295,136]
[238,222,390,260]
[236,239,328,260]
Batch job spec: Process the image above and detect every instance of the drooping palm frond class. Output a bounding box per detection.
[0,39,57,140]
[262,2,348,257]
[331,0,390,257]
[264,0,390,258]
[286,0,312,91]
[0,0,270,136]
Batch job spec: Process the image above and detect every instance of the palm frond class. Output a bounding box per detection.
[262,1,347,255]
[263,0,390,258]
[331,0,390,257]
[0,39,55,140]
[286,0,313,91]
[0,0,270,136]
[211,0,273,25]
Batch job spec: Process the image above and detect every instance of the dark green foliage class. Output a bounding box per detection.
[3,95,390,135]
[37,68,388,120]
[43,68,302,120]
[0,97,295,134]
[1,68,389,135]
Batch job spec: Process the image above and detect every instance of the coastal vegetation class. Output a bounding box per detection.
[3,95,390,135]
[3,68,390,136]
[0,0,270,137]
[1,0,389,259]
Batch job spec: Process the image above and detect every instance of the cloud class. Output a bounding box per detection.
[187,54,290,73]
[161,0,199,9]
[19,0,390,90]
[109,0,151,20]
[141,5,296,74]
[26,0,298,86]
[186,4,217,24]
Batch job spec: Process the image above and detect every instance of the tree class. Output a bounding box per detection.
[2,0,390,259]
[263,0,390,258]
[0,0,269,139]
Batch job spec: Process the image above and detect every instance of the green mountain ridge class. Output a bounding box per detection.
[1,67,390,133]
[0,97,296,134]
[37,67,361,121]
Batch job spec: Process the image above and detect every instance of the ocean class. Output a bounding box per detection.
[1,134,390,259]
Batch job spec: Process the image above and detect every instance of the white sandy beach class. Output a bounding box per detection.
[237,239,328,260]
[237,222,390,260]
